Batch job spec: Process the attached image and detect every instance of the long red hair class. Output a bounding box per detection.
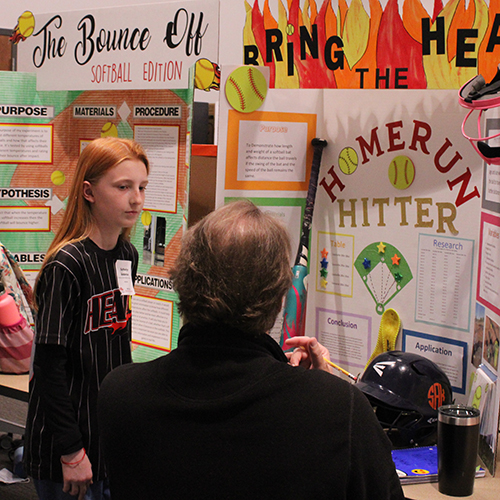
[40,137,149,273]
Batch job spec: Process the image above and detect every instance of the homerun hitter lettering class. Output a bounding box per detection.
[320,119,480,223]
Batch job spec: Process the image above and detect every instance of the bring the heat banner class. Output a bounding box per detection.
[220,0,500,90]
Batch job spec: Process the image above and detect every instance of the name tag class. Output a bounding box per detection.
[115,260,135,295]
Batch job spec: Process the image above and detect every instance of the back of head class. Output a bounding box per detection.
[357,350,453,447]
[170,200,292,334]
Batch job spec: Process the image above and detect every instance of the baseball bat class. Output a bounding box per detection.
[280,138,327,347]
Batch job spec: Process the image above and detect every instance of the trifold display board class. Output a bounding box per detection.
[216,0,500,475]
[216,65,499,472]
[0,0,219,360]
[217,72,482,390]
[0,71,191,361]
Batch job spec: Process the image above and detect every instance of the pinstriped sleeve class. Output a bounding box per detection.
[32,343,83,455]
[35,260,81,346]
[32,258,84,456]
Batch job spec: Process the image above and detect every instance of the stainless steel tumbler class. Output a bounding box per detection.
[437,405,480,497]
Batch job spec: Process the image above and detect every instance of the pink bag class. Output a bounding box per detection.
[0,314,32,374]
[0,243,34,374]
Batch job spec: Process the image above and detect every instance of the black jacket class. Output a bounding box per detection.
[98,323,404,499]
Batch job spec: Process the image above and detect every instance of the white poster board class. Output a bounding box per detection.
[15,1,219,90]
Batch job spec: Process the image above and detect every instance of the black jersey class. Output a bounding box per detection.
[25,237,138,482]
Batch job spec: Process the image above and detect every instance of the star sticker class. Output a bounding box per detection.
[320,258,328,269]
[320,268,328,278]
[392,254,401,266]
[377,242,386,253]
[394,272,403,282]
[363,258,371,269]
[320,278,328,288]
[321,248,328,259]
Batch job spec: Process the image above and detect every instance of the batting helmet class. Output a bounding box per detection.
[357,350,453,447]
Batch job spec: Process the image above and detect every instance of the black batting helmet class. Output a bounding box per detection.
[357,350,453,447]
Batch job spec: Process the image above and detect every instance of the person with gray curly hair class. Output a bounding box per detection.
[170,199,292,333]
[98,200,404,500]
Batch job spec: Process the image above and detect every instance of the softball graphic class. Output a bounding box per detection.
[101,122,118,138]
[225,66,268,113]
[18,11,35,38]
[338,147,358,175]
[388,155,415,190]
[10,11,35,43]
[195,58,215,91]
[51,170,66,186]
[141,211,152,227]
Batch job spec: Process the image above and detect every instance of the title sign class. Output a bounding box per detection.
[219,0,500,90]
[16,1,218,90]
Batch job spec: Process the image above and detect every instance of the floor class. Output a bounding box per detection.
[0,394,38,499]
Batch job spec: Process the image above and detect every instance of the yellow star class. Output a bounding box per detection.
[377,242,386,253]
[320,278,328,288]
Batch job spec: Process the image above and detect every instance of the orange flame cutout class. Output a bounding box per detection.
[243,0,498,89]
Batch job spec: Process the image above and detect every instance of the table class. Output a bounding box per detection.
[1,372,498,498]
[403,448,499,500]
[0,373,29,435]
[0,373,29,401]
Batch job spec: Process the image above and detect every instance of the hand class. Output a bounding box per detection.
[285,336,333,374]
[61,449,93,500]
